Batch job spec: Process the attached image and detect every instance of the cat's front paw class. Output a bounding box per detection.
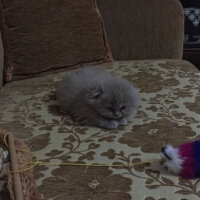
[103,120,119,129]
[118,118,128,126]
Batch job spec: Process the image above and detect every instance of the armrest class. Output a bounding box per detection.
[97,0,184,60]
[0,32,3,89]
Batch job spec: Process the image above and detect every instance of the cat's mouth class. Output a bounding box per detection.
[112,116,122,120]
[102,114,123,120]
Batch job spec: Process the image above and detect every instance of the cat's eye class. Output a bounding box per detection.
[106,107,113,111]
[94,94,101,99]
[120,106,126,110]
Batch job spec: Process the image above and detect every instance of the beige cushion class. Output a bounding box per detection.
[0,0,112,82]
[0,60,200,199]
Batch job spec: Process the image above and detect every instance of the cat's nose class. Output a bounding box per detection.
[114,111,120,116]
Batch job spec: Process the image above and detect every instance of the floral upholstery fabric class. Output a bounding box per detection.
[0,59,200,200]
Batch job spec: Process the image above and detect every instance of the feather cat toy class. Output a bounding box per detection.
[161,141,200,179]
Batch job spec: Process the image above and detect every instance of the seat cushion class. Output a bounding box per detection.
[0,59,200,200]
[0,0,112,82]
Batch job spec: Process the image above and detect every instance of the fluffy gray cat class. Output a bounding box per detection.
[56,67,140,129]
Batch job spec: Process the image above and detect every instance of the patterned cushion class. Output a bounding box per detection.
[0,60,200,200]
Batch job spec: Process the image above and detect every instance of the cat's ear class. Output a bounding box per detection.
[85,85,104,102]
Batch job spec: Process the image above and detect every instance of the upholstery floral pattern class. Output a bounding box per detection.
[0,60,200,200]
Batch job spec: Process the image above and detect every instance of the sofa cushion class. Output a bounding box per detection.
[0,60,200,199]
[0,0,112,82]
[97,0,184,60]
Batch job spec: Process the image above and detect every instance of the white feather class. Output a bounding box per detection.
[161,144,184,174]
